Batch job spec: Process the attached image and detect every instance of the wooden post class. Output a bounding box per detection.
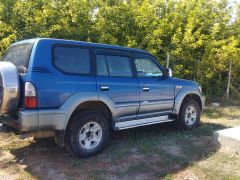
[166,51,170,68]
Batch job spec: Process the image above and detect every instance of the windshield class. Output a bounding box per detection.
[2,43,33,69]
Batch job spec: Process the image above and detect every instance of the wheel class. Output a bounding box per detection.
[176,99,201,130]
[65,111,109,157]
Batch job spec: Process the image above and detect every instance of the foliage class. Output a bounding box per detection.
[0,0,239,101]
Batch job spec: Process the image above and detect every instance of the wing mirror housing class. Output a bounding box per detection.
[166,68,172,77]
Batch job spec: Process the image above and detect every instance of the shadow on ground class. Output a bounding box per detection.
[1,121,227,180]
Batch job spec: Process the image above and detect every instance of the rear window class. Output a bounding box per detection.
[2,43,33,69]
[53,46,90,74]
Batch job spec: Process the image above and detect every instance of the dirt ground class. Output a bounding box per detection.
[0,106,240,180]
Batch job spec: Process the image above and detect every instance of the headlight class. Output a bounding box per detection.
[198,85,202,93]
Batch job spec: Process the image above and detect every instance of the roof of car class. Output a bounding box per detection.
[12,38,150,55]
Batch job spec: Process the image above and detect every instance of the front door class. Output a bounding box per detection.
[133,54,175,118]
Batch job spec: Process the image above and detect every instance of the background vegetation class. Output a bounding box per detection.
[0,0,239,102]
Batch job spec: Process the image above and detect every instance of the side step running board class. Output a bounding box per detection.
[115,115,175,130]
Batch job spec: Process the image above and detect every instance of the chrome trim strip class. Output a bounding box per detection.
[114,101,139,108]
[115,115,174,130]
[140,100,174,106]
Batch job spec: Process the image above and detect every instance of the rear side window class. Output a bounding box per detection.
[96,55,108,76]
[96,55,132,77]
[3,43,33,69]
[53,46,90,74]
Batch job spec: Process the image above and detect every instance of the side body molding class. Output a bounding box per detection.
[173,87,204,115]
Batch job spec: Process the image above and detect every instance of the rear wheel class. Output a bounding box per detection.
[65,111,109,157]
[176,99,201,130]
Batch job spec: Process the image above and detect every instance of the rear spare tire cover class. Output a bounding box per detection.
[0,62,20,114]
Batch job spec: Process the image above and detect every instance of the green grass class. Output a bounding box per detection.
[0,106,240,179]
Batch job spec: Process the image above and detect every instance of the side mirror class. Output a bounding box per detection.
[166,68,172,77]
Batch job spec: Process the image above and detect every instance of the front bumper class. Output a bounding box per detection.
[0,109,66,133]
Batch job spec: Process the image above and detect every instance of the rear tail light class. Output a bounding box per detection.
[24,82,37,108]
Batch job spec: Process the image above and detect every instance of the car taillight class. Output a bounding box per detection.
[24,82,37,108]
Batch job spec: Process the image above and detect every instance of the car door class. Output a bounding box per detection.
[95,49,139,122]
[133,53,175,118]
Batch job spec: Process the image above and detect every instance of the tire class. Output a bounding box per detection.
[65,111,109,158]
[0,62,20,114]
[175,99,201,130]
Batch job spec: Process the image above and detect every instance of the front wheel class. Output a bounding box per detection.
[176,99,201,130]
[65,111,109,157]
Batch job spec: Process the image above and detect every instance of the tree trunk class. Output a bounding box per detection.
[226,61,232,100]
[165,0,168,10]
[166,51,170,68]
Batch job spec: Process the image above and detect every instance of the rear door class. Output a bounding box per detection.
[95,49,139,122]
[2,41,34,108]
[133,53,175,118]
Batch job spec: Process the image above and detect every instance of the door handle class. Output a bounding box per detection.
[142,87,150,92]
[100,86,109,91]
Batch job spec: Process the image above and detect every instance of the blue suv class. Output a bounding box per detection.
[0,38,205,157]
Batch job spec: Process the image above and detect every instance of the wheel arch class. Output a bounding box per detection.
[174,90,203,115]
[181,94,202,110]
[66,101,113,129]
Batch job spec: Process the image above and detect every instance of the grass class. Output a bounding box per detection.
[0,106,240,179]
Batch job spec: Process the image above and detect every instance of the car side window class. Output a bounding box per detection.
[134,57,163,77]
[96,55,108,76]
[53,46,90,74]
[96,55,133,77]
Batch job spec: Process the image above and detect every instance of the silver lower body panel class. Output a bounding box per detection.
[115,115,175,130]
[0,109,66,132]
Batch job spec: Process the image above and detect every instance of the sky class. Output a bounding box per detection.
[230,0,239,23]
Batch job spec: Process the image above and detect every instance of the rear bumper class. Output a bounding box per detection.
[0,109,66,133]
